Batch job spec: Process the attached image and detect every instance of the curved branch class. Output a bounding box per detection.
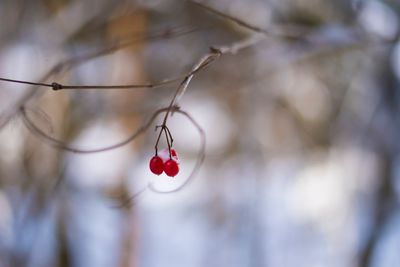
[20,106,180,154]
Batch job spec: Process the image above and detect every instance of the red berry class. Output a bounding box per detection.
[149,156,164,175]
[164,159,179,177]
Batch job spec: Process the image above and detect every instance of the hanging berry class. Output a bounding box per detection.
[164,159,180,177]
[150,124,180,177]
[149,156,164,175]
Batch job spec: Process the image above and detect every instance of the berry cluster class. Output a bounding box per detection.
[149,124,179,177]
[149,148,179,177]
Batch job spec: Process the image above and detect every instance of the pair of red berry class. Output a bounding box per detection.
[149,149,179,177]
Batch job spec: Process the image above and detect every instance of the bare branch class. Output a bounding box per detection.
[189,0,310,38]
[190,1,269,34]
[23,107,54,134]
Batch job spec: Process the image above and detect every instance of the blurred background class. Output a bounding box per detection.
[0,0,400,266]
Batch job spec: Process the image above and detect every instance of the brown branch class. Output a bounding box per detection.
[0,25,202,129]
[190,0,269,34]
[189,0,310,38]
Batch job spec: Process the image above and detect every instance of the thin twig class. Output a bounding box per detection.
[190,1,269,34]
[0,77,52,88]
[160,51,221,126]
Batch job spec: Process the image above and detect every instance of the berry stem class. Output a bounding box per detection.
[154,125,173,157]
[164,126,174,147]
[163,127,172,158]
[154,127,164,155]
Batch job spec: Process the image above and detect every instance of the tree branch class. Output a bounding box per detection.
[189,0,310,38]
